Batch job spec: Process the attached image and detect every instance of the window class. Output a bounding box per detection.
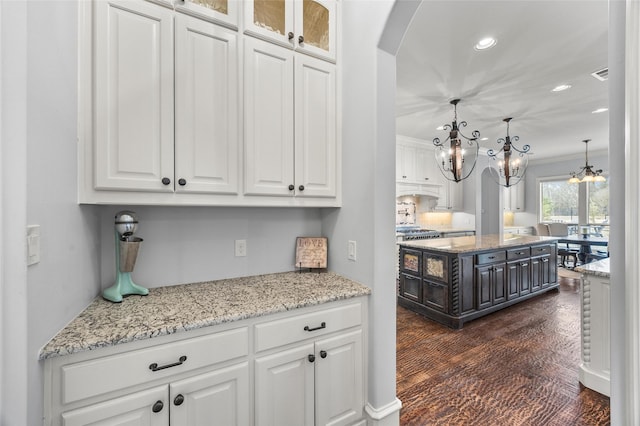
[540,179,579,223]
[539,176,609,237]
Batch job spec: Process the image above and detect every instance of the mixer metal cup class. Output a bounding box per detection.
[119,237,143,272]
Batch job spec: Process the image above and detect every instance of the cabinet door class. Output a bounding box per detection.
[244,38,295,196]
[62,386,168,426]
[415,147,438,184]
[94,0,174,192]
[399,273,422,303]
[175,15,239,195]
[244,0,295,48]
[396,144,416,182]
[175,0,239,29]
[476,263,506,308]
[492,262,507,304]
[315,330,363,426]
[294,0,337,62]
[255,344,315,426]
[507,260,530,300]
[170,363,249,426]
[294,54,336,198]
[476,265,493,309]
[448,181,464,210]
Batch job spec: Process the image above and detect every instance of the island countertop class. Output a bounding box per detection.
[575,258,610,278]
[39,271,371,360]
[399,234,559,254]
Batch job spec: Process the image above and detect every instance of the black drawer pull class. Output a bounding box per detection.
[149,355,187,372]
[304,322,326,332]
[488,256,496,260]
[320,350,327,359]
[515,251,524,255]
[308,354,316,362]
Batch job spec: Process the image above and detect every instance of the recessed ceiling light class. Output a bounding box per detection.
[436,125,444,131]
[474,37,497,51]
[592,108,608,114]
[551,84,572,92]
[480,137,489,141]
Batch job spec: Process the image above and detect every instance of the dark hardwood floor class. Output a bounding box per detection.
[396,271,610,425]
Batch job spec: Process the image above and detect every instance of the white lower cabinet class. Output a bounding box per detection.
[255,330,363,426]
[62,363,248,426]
[44,298,367,426]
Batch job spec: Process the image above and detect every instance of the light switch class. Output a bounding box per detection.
[27,225,40,265]
[348,240,357,261]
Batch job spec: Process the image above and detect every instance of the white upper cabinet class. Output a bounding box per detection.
[175,0,240,29]
[79,0,340,206]
[396,144,416,182]
[244,37,336,198]
[503,179,525,211]
[94,0,175,193]
[243,38,295,196]
[294,54,337,198]
[243,0,337,62]
[175,14,239,195]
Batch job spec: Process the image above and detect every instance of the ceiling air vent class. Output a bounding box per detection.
[591,67,608,81]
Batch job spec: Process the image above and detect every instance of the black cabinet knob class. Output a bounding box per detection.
[288,184,295,191]
[162,177,171,185]
[320,350,327,359]
[298,35,304,43]
[308,354,315,363]
[178,178,186,186]
[288,31,294,40]
[152,400,164,413]
[299,185,305,191]
[174,394,184,406]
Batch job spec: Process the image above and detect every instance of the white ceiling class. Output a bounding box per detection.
[395,0,609,160]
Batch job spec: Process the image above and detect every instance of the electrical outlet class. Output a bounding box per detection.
[27,225,41,265]
[235,239,247,257]
[348,240,357,261]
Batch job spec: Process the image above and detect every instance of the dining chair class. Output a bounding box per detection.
[535,223,550,236]
[547,223,579,268]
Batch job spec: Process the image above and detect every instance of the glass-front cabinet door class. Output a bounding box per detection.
[296,0,336,61]
[244,0,336,62]
[175,0,239,29]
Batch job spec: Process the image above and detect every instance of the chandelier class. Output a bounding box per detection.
[487,118,530,188]
[568,139,605,183]
[433,99,480,182]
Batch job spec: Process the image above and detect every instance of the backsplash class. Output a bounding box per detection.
[419,212,453,227]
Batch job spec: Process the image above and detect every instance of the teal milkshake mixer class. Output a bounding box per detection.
[102,211,149,302]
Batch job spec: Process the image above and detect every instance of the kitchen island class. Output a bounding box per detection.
[398,234,559,328]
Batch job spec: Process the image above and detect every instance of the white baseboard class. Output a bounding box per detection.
[365,398,402,426]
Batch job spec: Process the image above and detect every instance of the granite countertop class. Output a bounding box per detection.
[39,271,371,360]
[575,258,610,278]
[399,234,559,254]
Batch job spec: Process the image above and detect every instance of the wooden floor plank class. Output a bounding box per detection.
[396,274,610,425]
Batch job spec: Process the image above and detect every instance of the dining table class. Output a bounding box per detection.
[556,235,609,264]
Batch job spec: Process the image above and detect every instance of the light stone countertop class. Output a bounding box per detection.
[399,234,559,254]
[575,258,611,278]
[39,271,371,360]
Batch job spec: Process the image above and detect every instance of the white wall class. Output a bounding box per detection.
[99,207,322,287]
[24,2,102,425]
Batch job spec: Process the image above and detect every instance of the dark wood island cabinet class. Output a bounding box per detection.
[398,235,559,328]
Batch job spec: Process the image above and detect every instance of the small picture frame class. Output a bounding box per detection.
[295,237,328,269]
